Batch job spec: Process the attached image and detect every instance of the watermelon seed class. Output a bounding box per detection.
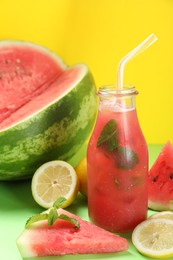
[169,173,173,180]
[152,176,158,182]
[5,59,10,64]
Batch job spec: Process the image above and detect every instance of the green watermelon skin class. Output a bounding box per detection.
[0,65,97,180]
[148,142,173,211]
[16,208,128,258]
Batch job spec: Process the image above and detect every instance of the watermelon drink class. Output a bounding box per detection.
[87,86,148,233]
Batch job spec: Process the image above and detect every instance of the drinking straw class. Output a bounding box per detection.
[116,33,158,90]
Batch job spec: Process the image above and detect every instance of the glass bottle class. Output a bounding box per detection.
[87,85,148,233]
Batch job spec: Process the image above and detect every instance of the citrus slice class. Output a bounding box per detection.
[132,218,173,258]
[149,211,173,221]
[31,160,79,209]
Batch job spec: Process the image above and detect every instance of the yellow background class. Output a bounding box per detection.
[0,0,172,144]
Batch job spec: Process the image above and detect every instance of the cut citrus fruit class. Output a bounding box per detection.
[149,211,173,221]
[75,157,87,196]
[31,160,79,209]
[132,218,173,258]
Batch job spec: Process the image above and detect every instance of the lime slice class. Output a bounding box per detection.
[31,160,79,209]
[132,218,173,258]
[149,211,173,221]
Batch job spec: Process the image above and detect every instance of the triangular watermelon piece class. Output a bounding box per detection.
[148,141,173,210]
[16,209,128,258]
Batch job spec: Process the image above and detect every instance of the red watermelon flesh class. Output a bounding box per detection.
[148,141,173,211]
[0,65,83,130]
[16,208,128,258]
[0,41,66,129]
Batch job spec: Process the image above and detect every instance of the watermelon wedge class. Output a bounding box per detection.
[148,142,173,211]
[16,209,128,258]
[0,41,97,180]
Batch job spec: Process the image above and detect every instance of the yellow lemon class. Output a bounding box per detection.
[75,157,87,196]
[132,218,173,258]
[31,160,79,209]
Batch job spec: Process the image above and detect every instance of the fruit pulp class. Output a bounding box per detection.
[87,108,148,233]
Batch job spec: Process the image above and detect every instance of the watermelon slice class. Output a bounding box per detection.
[0,41,97,180]
[16,209,128,258]
[148,142,173,211]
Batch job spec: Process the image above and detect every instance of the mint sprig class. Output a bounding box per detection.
[25,197,80,229]
[115,146,139,170]
[97,119,139,170]
[48,208,59,226]
[97,119,118,151]
[58,214,80,228]
[25,213,48,228]
[53,197,67,208]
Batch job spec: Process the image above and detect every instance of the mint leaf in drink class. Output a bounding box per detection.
[96,119,139,170]
[97,119,118,151]
[115,146,139,170]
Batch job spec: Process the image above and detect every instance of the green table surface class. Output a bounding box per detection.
[1,144,172,260]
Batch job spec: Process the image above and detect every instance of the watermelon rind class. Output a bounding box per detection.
[0,64,97,180]
[148,200,173,211]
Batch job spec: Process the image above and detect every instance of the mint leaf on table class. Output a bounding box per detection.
[25,197,80,229]
[115,146,139,170]
[97,119,118,151]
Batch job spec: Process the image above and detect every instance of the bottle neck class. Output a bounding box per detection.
[97,85,138,112]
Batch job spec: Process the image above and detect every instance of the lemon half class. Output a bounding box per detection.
[149,211,173,221]
[132,218,173,258]
[75,157,87,196]
[31,160,79,209]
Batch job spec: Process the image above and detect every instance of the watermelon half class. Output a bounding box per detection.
[148,142,173,211]
[16,208,128,258]
[0,41,97,180]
